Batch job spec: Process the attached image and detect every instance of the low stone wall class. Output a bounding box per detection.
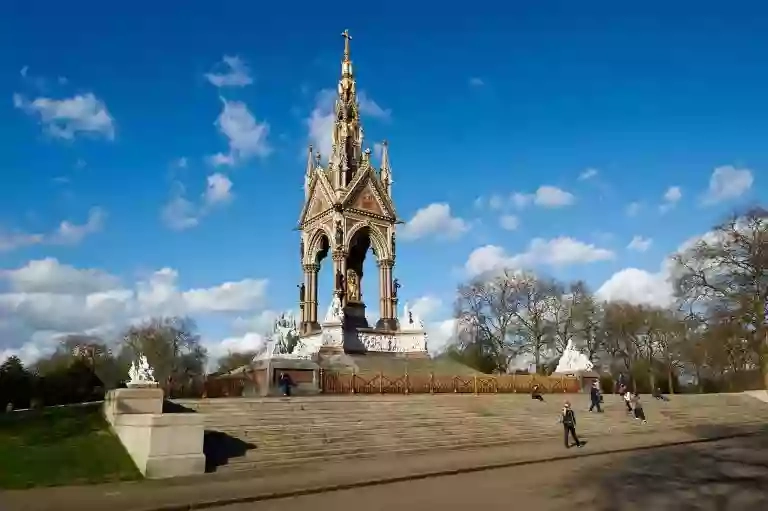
[103,387,205,479]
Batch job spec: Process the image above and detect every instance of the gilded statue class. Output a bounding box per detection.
[346,268,360,302]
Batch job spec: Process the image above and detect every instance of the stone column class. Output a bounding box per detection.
[376,259,397,330]
[304,263,320,332]
[333,251,347,306]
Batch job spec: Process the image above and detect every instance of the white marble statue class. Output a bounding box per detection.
[554,339,594,373]
[398,302,425,331]
[127,354,156,386]
[323,294,344,324]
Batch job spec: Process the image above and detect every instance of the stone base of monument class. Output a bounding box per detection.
[343,301,369,330]
[251,357,320,397]
[103,387,205,479]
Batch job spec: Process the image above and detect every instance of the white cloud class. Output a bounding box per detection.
[1,258,119,294]
[0,231,44,252]
[499,214,519,231]
[400,203,470,241]
[205,55,253,88]
[511,192,532,210]
[469,77,484,87]
[663,186,682,203]
[659,186,682,213]
[426,318,457,355]
[626,201,642,217]
[0,208,105,252]
[410,295,442,320]
[534,186,575,207]
[209,97,270,166]
[358,92,391,121]
[509,186,575,209]
[0,258,270,365]
[487,194,505,210]
[162,194,200,231]
[203,173,233,206]
[627,235,652,252]
[14,92,115,140]
[305,88,389,160]
[579,168,598,180]
[465,237,615,277]
[305,89,336,159]
[703,165,753,204]
[596,268,673,308]
[162,174,233,231]
[51,207,106,245]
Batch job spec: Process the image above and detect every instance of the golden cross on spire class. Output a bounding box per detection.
[341,29,352,58]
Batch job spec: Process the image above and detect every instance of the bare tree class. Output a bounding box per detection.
[454,270,527,373]
[672,207,768,389]
[121,317,207,390]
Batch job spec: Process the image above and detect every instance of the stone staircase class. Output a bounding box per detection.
[173,393,768,474]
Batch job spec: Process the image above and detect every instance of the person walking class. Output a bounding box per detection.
[589,381,603,412]
[560,402,583,448]
[623,389,633,413]
[531,384,544,402]
[632,392,647,423]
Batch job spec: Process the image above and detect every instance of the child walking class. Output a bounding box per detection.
[561,402,583,448]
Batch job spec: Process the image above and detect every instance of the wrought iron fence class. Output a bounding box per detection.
[320,370,580,394]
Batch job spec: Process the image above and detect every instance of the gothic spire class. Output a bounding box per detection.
[380,140,392,195]
[304,144,314,197]
[330,29,363,189]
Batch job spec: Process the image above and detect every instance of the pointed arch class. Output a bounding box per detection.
[347,221,389,260]
[306,225,333,265]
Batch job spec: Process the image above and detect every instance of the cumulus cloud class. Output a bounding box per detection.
[162,174,234,231]
[305,88,389,160]
[702,165,753,204]
[209,97,271,166]
[465,237,614,277]
[596,268,673,308]
[659,186,682,213]
[400,203,470,241]
[509,186,575,209]
[0,258,270,365]
[51,207,106,245]
[14,92,115,140]
[627,235,652,252]
[204,56,253,88]
[0,208,105,252]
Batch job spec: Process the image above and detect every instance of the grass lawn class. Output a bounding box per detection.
[0,404,141,489]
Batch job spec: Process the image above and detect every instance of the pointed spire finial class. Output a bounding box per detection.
[341,29,352,60]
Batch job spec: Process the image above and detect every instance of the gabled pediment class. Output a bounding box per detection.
[342,167,397,221]
[298,171,335,227]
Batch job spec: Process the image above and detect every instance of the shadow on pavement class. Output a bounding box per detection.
[560,424,768,511]
[203,431,257,473]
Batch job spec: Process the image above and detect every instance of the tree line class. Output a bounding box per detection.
[446,207,768,394]
[0,317,210,411]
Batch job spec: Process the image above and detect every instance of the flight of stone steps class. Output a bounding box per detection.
[173,393,768,474]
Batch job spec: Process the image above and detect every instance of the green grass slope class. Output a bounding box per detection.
[0,404,140,489]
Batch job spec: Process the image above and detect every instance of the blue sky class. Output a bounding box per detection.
[1,1,765,363]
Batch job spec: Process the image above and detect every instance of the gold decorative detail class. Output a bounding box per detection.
[346,268,360,302]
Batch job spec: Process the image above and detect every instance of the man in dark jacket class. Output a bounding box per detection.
[561,402,583,448]
[277,372,295,397]
[589,381,602,412]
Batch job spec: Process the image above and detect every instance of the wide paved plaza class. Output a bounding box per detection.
[216,434,768,511]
